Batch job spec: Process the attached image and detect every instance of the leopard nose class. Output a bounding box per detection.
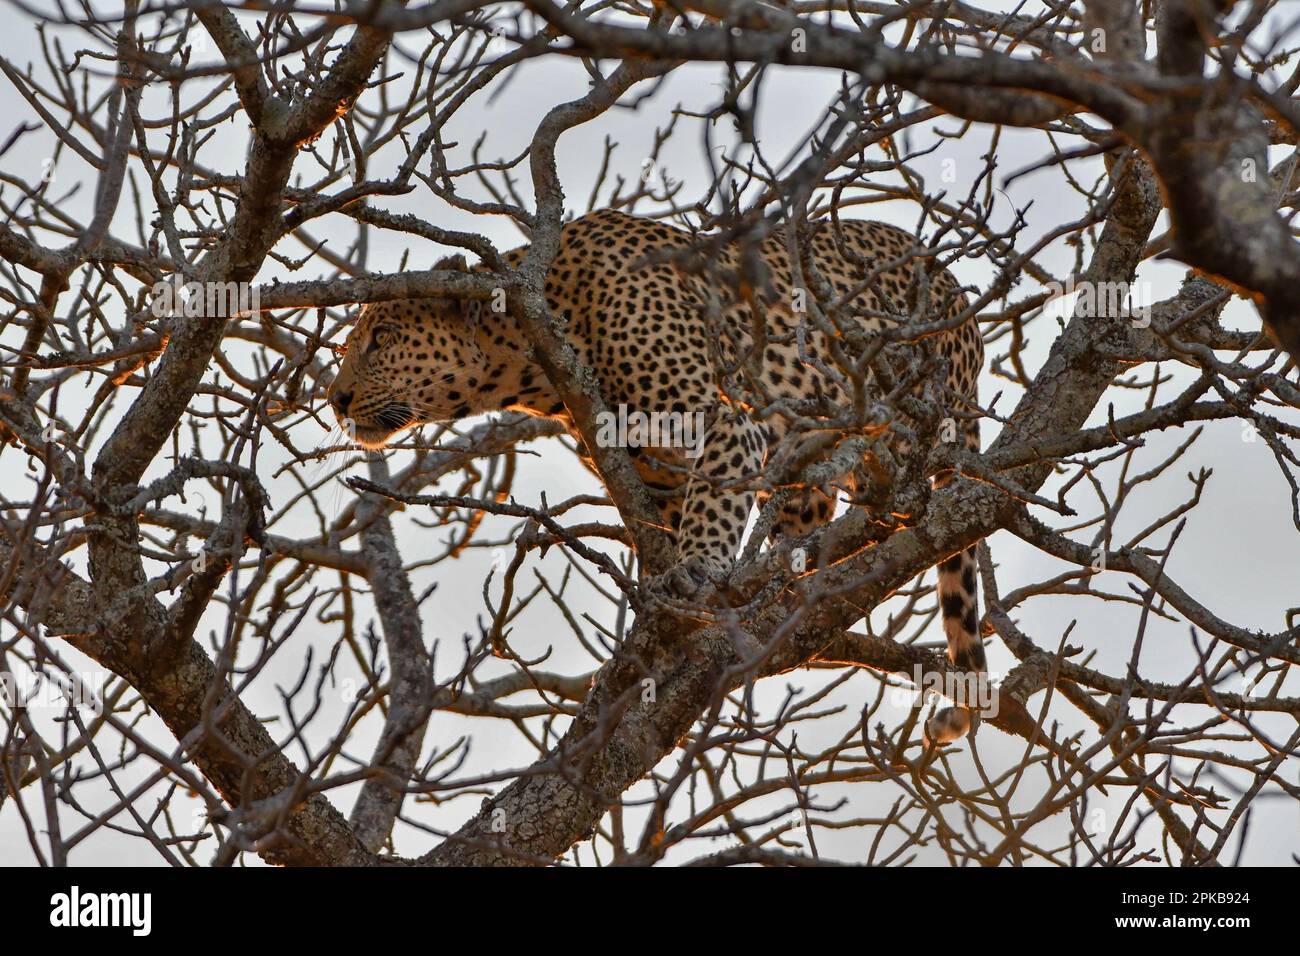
[330,390,353,415]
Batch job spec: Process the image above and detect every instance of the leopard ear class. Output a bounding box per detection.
[434,253,469,272]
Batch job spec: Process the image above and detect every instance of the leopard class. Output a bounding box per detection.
[327,209,986,743]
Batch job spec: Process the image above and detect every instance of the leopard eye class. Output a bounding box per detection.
[367,326,396,353]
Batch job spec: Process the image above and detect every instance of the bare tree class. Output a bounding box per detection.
[1,0,1298,868]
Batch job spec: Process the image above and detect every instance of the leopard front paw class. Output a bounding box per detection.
[648,553,732,601]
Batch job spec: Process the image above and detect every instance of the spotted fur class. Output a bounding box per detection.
[328,209,986,742]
